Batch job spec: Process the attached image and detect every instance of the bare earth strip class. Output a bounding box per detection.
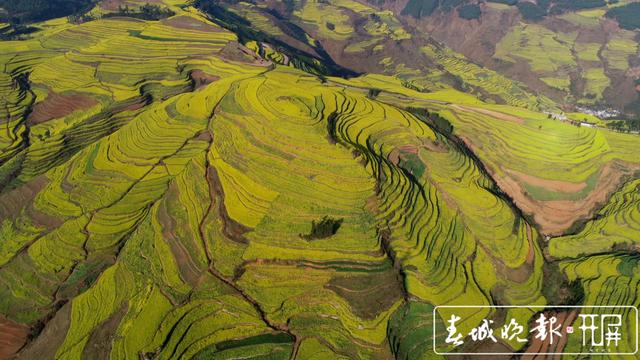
[451,104,525,124]
[463,137,639,235]
[506,169,587,193]
[28,91,98,125]
[0,316,30,360]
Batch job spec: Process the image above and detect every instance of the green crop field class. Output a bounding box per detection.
[1,0,639,359]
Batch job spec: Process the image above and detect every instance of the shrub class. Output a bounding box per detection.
[407,107,454,135]
[440,0,465,11]
[300,216,344,240]
[103,3,175,21]
[0,0,94,24]
[550,0,606,15]
[605,2,640,30]
[401,0,439,18]
[367,88,382,99]
[516,1,547,21]
[458,4,481,20]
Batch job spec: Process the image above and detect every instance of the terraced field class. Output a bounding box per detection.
[209,0,558,113]
[410,1,640,111]
[549,174,640,357]
[408,101,640,236]
[1,0,640,359]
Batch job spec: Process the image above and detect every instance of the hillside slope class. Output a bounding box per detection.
[392,0,640,115]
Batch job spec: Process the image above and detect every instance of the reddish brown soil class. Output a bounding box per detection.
[190,70,220,90]
[489,160,640,236]
[0,176,63,229]
[506,169,587,193]
[163,16,223,32]
[157,182,204,286]
[207,166,252,245]
[452,104,524,124]
[81,305,127,360]
[16,303,72,360]
[418,2,520,66]
[28,91,97,125]
[0,316,30,360]
[0,176,46,221]
[219,43,272,67]
[525,224,535,264]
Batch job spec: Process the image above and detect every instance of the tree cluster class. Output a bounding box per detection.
[103,3,175,21]
[605,2,640,30]
[300,216,344,240]
[0,0,94,24]
[607,119,640,133]
[401,0,479,19]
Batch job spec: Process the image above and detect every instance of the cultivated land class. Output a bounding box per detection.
[408,1,640,114]
[0,0,639,359]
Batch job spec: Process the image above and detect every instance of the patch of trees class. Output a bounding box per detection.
[607,119,640,133]
[458,3,481,19]
[548,0,606,15]
[503,0,610,21]
[0,0,94,24]
[282,0,296,13]
[300,216,344,240]
[487,0,517,5]
[401,0,440,18]
[0,23,38,40]
[400,0,480,19]
[516,1,547,21]
[440,0,466,11]
[605,2,640,30]
[366,0,387,6]
[194,0,358,78]
[103,4,175,21]
[407,107,454,135]
[367,88,382,99]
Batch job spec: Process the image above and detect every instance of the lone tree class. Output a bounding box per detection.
[300,216,343,240]
[367,88,382,99]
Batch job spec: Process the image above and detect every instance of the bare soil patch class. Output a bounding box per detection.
[325,269,403,320]
[16,303,72,360]
[28,91,97,125]
[163,15,222,32]
[0,176,63,229]
[490,160,640,236]
[157,182,203,285]
[82,304,127,360]
[452,104,525,124]
[0,316,30,360]
[190,70,220,90]
[207,166,252,244]
[506,169,587,193]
